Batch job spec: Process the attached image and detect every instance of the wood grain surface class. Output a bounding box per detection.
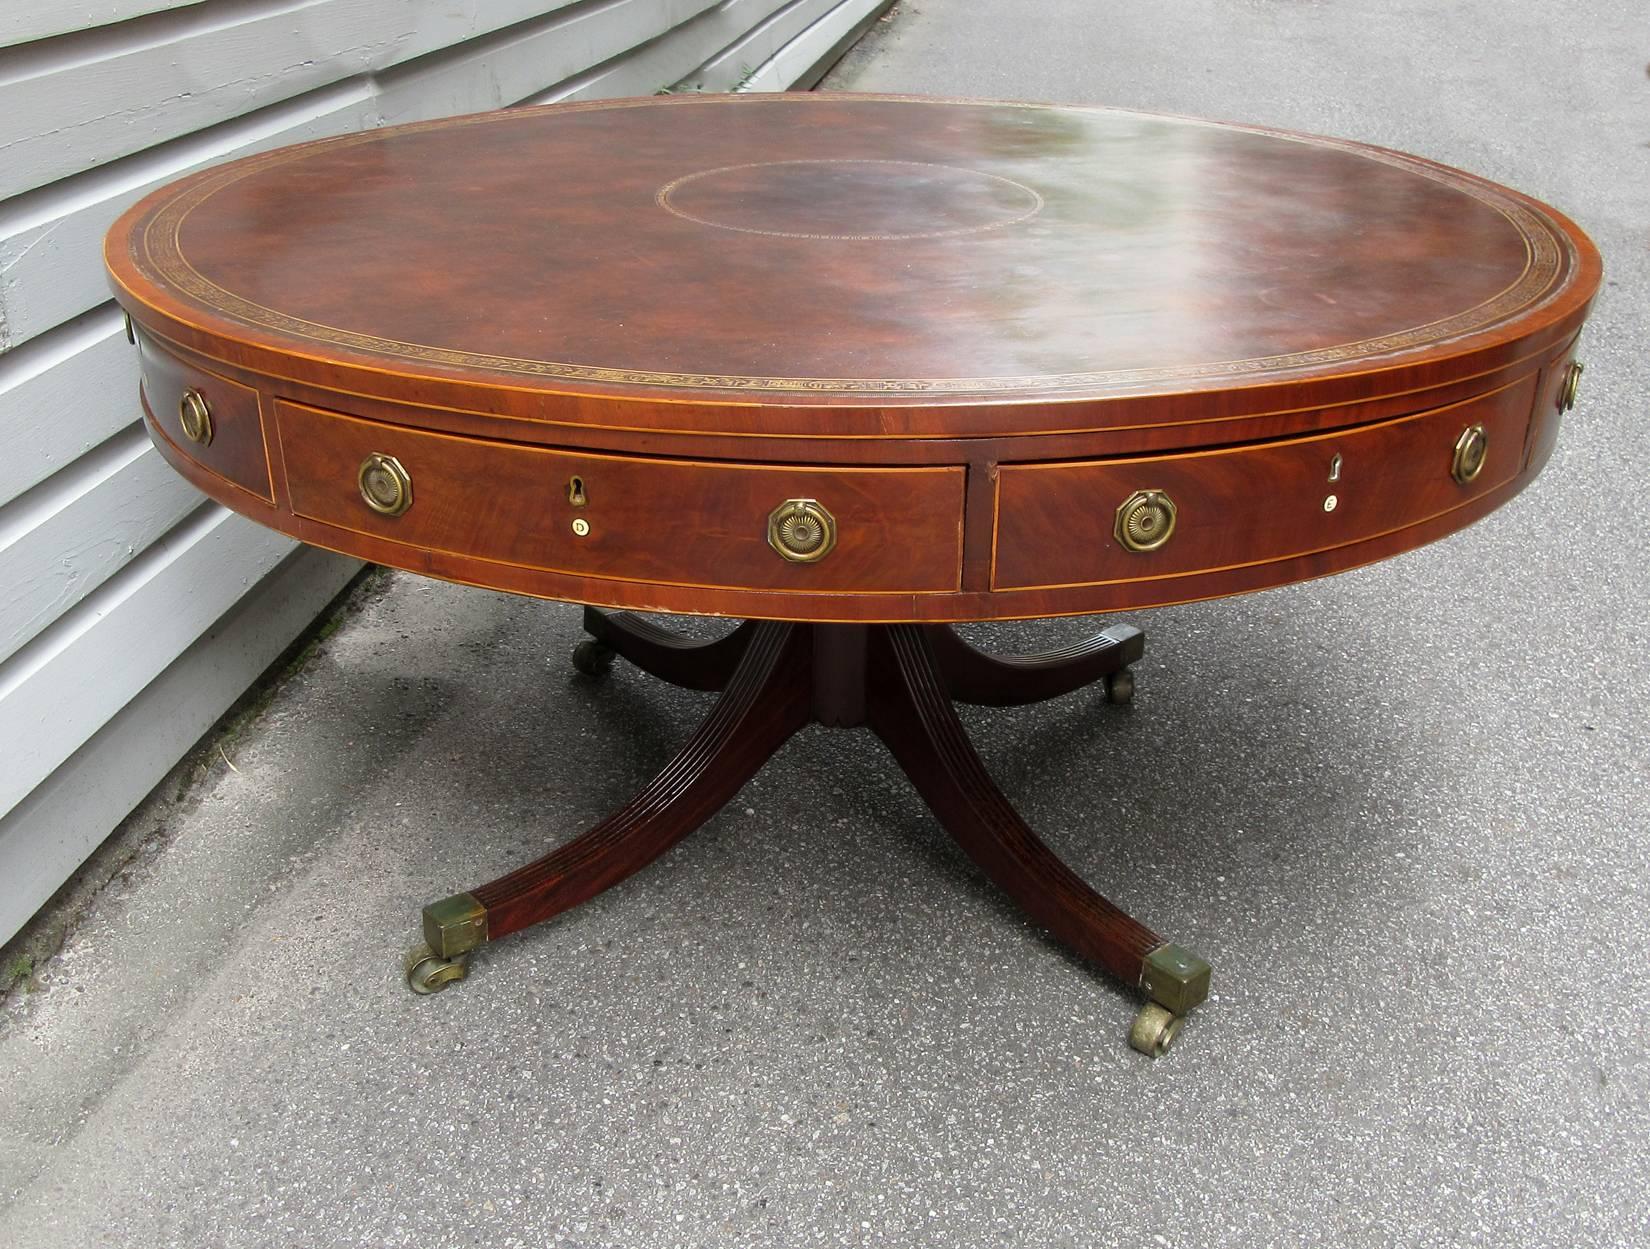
[107,93,1599,439]
[991,374,1537,591]
[137,336,273,502]
[107,94,1602,622]
[276,400,966,594]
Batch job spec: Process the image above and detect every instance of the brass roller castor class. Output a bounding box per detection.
[404,942,468,995]
[1129,1002,1185,1057]
[571,639,616,677]
[1104,667,1135,705]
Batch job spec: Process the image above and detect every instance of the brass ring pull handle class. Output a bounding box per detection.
[358,452,413,516]
[767,498,837,563]
[1451,423,1488,485]
[178,388,213,446]
[1114,489,1177,553]
[1558,360,1584,413]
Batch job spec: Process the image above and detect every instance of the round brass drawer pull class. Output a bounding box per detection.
[358,452,413,516]
[178,388,213,446]
[1558,360,1584,413]
[767,498,836,563]
[1451,423,1488,485]
[1114,489,1177,553]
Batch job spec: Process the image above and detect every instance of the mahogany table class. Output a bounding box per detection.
[106,94,1599,1056]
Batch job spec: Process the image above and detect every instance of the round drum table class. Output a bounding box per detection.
[106,94,1599,1056]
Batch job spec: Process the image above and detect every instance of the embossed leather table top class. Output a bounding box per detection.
[106,94,1600,623]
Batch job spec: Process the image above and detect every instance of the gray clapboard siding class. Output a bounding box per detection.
[0,0,885,946]
[370,0,723,125]
[0,0,595,199]
[0,545,357,945]
[0,505,295,817]
[0,309,132,503]
[676,0,863,93]
[545,0,801,103]
[0,2,199,50]
[1,428,201,663]
[740,0,890,91]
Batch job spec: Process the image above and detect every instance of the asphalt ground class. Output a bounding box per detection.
[2,2,1646,1245]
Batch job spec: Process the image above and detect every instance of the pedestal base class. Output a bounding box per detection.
[406,610,1211,1057]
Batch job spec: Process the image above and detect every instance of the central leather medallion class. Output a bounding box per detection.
[656,158,1045,241]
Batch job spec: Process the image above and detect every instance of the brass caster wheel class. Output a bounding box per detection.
[1129,1002,1184,1057]
[1105,667,1135,705]
[404,942,468,996]
[571,639,616,677]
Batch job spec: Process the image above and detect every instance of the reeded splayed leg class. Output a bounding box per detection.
[925,623,1145,707]
[405,621,810,994]
[864,624,1210,1056]
[573,605,756,690]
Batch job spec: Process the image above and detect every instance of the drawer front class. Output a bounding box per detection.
[276,401,965,593]
[139,338,272,501]
[994,377,1537,591]
[1525,346,1582,479]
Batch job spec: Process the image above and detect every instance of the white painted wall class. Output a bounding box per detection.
[0,0,893,944]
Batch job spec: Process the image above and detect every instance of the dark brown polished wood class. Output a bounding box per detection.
[107,93,1600,1054]
[109,94,1599,624]
[575,607,755,691]
[926,623,1143,707]
[473,621,813,946]
[425,613,1170,1009]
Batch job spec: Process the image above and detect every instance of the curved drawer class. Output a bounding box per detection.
[275,401,965,594]
[992,376,1539,591]
[138,337,272,501]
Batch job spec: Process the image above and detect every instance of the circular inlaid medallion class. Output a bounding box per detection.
[656,159,1045,241]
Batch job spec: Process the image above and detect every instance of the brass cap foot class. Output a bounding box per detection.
[1140,942,1212,1015]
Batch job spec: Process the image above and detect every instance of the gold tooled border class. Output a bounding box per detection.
[133,94,1566,397]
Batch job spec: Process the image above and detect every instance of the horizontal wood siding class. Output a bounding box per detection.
[0,546,357,944]
[0,428,201,664]
[0,3,197,51]
[0,0,886,942]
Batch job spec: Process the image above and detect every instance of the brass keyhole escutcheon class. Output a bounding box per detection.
[1558,360,1584,413]
[767,498,837,563]
[1451,423,1488,485]
[567,475,588,506]
[1114,489,1177,553]
[178,388,213,446]
[358,452,413,516]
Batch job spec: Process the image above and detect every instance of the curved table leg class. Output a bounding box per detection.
[408,621,809,991]
[925,623,1145,707]
[574,605,756,692]
[865,624,1209,1055]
